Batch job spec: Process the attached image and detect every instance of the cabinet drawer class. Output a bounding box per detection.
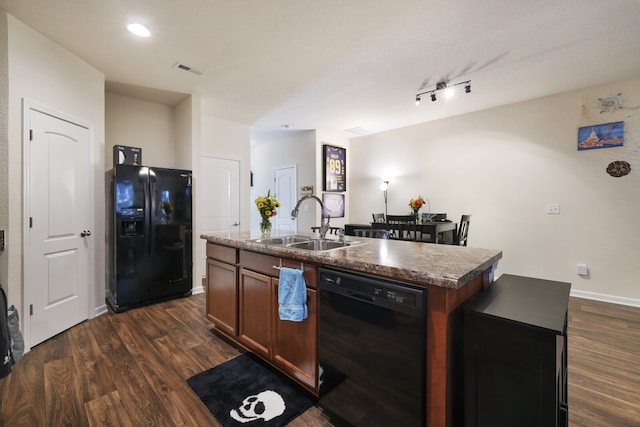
[240,250,281,276]
[283,260,317,290]
[207,243,237,264]
[240,250,318,288]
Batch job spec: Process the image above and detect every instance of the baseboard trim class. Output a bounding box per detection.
[93,303,108,318]
[571,289,640,308]
[192,285,204,295]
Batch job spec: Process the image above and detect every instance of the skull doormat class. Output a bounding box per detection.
[187,353,316,426]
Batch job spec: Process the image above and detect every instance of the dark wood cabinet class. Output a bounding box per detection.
[237,250,318,392]
[205,243,238,336]
[206,245,318,393]
[238,268,273,359]
[463,274,570,427]
[272,284,317,389]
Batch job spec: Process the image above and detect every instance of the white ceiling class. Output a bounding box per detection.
[2,0,640,143]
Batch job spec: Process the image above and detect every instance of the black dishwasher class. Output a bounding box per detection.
[318,267,426,427]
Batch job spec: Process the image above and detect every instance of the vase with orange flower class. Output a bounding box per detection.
[409,196,426,221]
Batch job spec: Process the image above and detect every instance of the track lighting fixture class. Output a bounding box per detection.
[414,80,471,105]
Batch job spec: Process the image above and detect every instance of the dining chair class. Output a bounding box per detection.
[421,212,434,222]
[422,212,447,222]
[419,213,433,241]
[353,229,391,239]
[372,213,386,223]
[386,214,417,240]
[454,214,471,246]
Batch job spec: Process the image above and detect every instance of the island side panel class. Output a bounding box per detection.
[426,269,491,427]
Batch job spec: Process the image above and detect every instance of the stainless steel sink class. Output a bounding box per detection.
[287,239,363,251]
[245,235,364,252]
[247,235,311,245]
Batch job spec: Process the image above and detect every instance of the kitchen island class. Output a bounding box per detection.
[201,231,502,427]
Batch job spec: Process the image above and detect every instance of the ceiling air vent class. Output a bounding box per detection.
[173,62,205,76]
[345,126,369,135]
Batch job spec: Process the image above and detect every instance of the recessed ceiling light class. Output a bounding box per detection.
[127,23,151,37]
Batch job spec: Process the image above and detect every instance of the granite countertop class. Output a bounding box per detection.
[201,230,502,290]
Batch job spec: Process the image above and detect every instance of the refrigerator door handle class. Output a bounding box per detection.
[142,167,152,257]
[149,179,157,257]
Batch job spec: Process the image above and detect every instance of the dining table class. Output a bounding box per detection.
[371,219,458,244]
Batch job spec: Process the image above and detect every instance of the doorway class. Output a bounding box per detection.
[25,104,92,348]
[198,156,240,280]
[273,165,297,234]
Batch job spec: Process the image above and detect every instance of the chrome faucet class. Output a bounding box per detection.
[291,194,331,238]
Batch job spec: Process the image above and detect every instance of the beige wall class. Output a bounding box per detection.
[5,14,106,320]
[316,130,350,230]
[251,131,317,233]
[350,74,640,304]
[174,96,196,171]
[105,93,176,169]
[0,13,9,291]
[196,113,250,285]
[250,130,350,234]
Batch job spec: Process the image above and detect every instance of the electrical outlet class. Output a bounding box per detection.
[546,203,560,214]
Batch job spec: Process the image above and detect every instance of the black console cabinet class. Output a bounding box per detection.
[464,274,571,427]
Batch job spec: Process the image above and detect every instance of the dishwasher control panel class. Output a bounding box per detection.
[318,267,426,315]
[373,287,417,306]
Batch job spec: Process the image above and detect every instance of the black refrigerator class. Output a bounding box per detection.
[106,164,193,312]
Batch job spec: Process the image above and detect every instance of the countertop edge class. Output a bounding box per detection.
[201,233,502,290]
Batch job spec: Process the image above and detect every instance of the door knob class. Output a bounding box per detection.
[81,230,92,237]
[231,222,239,227]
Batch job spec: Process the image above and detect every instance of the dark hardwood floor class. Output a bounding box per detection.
[0,293,638,426]
[567,298,640,426]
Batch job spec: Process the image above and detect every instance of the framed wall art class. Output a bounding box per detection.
[322,193,345,218]
[578,121,624,151]
[323,144,346,192]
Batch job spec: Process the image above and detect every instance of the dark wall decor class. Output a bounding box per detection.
[323,144,346,192]
[606,160,631,177]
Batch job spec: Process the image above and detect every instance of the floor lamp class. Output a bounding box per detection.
[380,180,389,219]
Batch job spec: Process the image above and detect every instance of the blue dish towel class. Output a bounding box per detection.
[278,267,308,322]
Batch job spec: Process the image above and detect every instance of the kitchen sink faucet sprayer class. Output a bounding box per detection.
[291,194,331,238]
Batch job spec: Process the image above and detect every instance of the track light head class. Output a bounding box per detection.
[436,81,448,91]
[431,92,437,102]
[415,95,421,105]
[465,83,471,93]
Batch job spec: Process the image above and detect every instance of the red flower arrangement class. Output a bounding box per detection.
[409,196,426,213]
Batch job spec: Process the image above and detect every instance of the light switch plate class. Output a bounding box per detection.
[546,203,560,214]
[577,263,588,276]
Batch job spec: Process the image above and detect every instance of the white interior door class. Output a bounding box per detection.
[198,156,240,279]
[27,108,91,347]
[273,166,297,233]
